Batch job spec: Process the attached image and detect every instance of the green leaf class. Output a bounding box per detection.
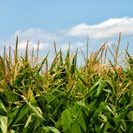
[0,116,8,133]
[8,104,31,129]
[78,111,86,132]
[71,123,82,133]
[99,114,107,122]
[128,111,133,121]
[24,114,34,128]
[76,101,87,108]
[23,96,44,120]
[96,79,106,97]
[61,109,72,132]
[43,126,60,133]
[0,100,7,116]
[15,104,31,124]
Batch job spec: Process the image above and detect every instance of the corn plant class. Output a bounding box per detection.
[0,36,133,133]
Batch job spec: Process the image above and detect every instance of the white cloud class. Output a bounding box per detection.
[8,17,133,52]
[13,28,61,43]
[11,28,60,51]
[18,41,47,51]
[67,17,133,39]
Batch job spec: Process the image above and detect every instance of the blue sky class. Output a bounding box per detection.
[0,0,133,58]
[0,0,133,35]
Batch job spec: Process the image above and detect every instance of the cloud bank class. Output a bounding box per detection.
[67,17,133,39]
[6,17,133,51]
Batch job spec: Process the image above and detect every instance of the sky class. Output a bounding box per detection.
[0,0,133,60]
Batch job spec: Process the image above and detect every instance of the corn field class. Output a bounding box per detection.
[0,34,133,133]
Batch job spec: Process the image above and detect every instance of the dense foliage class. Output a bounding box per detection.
[0,36,133,133]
